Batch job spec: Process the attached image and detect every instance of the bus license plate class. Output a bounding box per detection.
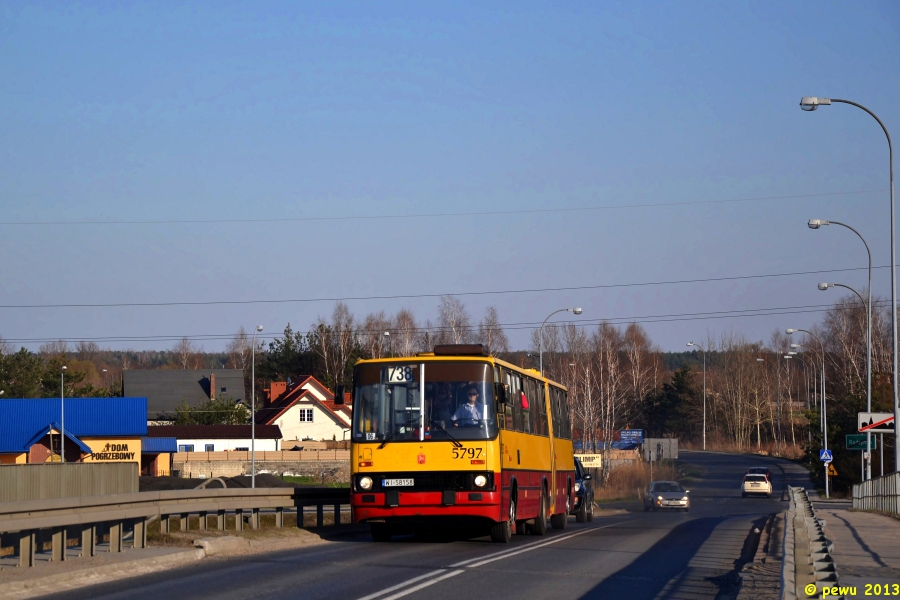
[382,478,414,487]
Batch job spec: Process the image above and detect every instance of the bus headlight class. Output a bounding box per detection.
[359,476,373,491]
[474,475,487,487]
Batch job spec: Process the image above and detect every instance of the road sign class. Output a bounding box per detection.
[619,429,644,444]
[846,434,876,451]
[819,449,833,462]
[858,412,895,434]
[827,464,838,476]
[575,454,602,469]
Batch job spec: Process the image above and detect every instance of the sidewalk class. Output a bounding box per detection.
[813,501,900,598]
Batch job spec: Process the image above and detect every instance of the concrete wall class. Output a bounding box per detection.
[0,462,139,502]
[174,459,349,483]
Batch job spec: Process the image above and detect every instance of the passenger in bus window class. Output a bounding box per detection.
[452,385,484,427]
[432,384,454,427]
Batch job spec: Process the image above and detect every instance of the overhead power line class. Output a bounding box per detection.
[0,189,881,227]
[0,264,887,310]
[5,298,879,345]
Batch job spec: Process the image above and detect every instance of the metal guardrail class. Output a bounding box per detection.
[782,487,838,600]
[852,471,900,514]
[0,487,350,568]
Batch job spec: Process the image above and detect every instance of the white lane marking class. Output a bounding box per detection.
[356,520,633,600]
[377,569,465,600]
[355,570,445,600]
[464,521,628,568]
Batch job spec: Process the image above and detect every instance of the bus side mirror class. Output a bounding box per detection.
[334,385,345,405]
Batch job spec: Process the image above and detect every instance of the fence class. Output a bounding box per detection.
[0,463,138,503]
[173,450,351,463]
[0,487,350,568]
[852,471,900,515]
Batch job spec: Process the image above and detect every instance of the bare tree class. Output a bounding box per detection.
[358,311,393,359]
[394,308,419,357]
[478,306,509,354]
[0,335,12,356]
[75,341,100,362]
[39,340,69,357]
[436,296,473,344]
[173,338,198,369]
[225,327,251,370]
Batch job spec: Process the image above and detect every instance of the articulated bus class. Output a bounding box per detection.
[340,344,575,543]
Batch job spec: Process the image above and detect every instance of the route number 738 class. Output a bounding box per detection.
[452,447,483,459]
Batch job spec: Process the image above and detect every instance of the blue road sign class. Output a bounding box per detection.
[619,429,644,444]
[819,449,833,462]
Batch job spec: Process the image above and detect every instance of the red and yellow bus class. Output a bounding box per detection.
[342,344,575,543]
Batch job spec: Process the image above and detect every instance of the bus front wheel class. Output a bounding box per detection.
[490,497,515,543]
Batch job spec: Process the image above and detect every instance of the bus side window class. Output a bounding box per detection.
[536,381,548,436]
[528,377,542,435]
[549,387,559,437]
[561,389,571,439]
[521,378,533,435]
[512,374,525,433]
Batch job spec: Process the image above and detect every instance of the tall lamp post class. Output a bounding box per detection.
[686,341,707,450]
[60,365,67,463]
[818,281,872,478]
[383,331,392,357]
[800,96,897,472]
[251,325,263,489]
[787,328,828,498]
[540,307,583,374]
[809,219,873,479]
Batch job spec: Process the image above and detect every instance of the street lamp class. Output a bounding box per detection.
[787,328,828,498]
[540,308,583,374]
[800,96,897,472]
[818,277,873,479]
[383,331,392,357]
[251,325,263,489]
[61,366,67,464]
[686,341,707,450]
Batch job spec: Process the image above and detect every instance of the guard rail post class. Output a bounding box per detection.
[81,524,95,557]
[18,530,35,567]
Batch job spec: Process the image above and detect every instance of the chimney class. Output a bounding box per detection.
[344,392,352,405]
[267,381,287,406]
[210,373,216,400]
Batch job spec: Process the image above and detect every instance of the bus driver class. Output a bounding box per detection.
[452,385,484,427]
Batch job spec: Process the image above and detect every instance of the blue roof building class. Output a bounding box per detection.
[0,397,149,466]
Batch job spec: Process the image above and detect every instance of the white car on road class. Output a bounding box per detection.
[741,474,772,498]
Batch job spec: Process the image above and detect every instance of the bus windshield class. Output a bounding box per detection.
[352,361,497,442]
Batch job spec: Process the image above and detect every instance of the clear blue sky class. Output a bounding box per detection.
[1,1,898,352]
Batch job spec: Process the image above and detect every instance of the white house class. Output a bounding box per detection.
[255,376,352,443]
[144,425,283,452]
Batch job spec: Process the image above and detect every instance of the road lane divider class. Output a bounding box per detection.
[355,520,635,600]
[355,570,448,600]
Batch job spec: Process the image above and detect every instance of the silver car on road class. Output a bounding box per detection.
[643,480,690,512]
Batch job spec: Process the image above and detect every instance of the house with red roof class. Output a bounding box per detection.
[254,376,352,442]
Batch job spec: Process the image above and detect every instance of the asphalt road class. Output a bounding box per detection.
[45,451,813,600]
